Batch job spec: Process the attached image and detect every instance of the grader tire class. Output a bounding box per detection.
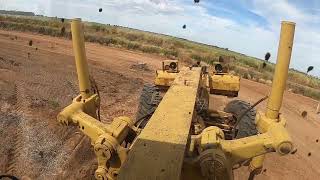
[224,100,258,138]
[135,84,162,128]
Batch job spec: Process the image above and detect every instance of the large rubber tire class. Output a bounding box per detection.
[224,100,258,138]
[135,84,162,128]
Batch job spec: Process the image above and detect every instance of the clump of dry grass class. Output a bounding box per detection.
[0,15,319,100]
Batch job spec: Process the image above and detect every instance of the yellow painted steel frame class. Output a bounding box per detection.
[57,19,135,180]
[154,70,178,87]
[58,19,294,180]
[118,66,202,180]
[209,73,240,97]
[195,113,291,179]
[190,21,295,179]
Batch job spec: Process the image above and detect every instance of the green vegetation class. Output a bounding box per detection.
[0,15,319,100]
[48,99,60,108]
[0,10,35,16]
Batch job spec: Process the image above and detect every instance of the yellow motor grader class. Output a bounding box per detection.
[58,19,295,180]
[154,59,179,88]
[209,62,240,97]
[155,57,240,97]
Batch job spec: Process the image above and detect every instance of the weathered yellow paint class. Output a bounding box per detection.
[247,22,296,173]
[200,126,225,150]
[266,21,295,119]
[154,70,178,86]
[209,73,240,96]
[58,19,296,180]
[58,88,134,180]
[249,155,265,173]
[190,21,296,177]
[58,19,136,180]
[154,60,179,87]
[118,67,202,180]
[71,18,92,99]
[197,117,292,166]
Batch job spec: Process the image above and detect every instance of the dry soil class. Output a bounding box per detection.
[0,30,319,180]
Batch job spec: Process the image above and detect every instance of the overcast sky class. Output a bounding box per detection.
[0,0,319,77]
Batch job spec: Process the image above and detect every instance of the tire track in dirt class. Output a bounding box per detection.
[8,77,36,177]
[0,53,25,176]
[5,124,22,175]
[0,35,81,177]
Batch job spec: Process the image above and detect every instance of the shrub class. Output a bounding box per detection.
[126,42,141,50]
[125,33,141,41]
[1,15,319,100]
[141,45,161,54]
[145,36,163,46]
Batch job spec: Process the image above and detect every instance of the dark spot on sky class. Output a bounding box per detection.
[99,8,103,12]
[182,24,186,29]
[194,0,200,3]
[307,66,314,73]
[265,52,271,61]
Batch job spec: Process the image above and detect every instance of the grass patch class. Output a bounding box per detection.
[0,15,319,100]
[48,99,60,108]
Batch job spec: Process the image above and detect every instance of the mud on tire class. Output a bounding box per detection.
[224,100,258,138]
[135,84,162,128]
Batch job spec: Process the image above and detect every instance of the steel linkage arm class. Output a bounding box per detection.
[58,98,134,179]
[57,94,135,180]
[57,18,136,180]
[187,21,295,180]
[248,21,296,176]
[189,115,292,180]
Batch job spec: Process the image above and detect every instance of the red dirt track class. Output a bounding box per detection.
[0,30,319,180]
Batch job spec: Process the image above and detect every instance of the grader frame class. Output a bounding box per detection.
[57,19,295,180]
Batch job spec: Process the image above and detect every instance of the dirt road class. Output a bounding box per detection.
[0,30,319,180]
